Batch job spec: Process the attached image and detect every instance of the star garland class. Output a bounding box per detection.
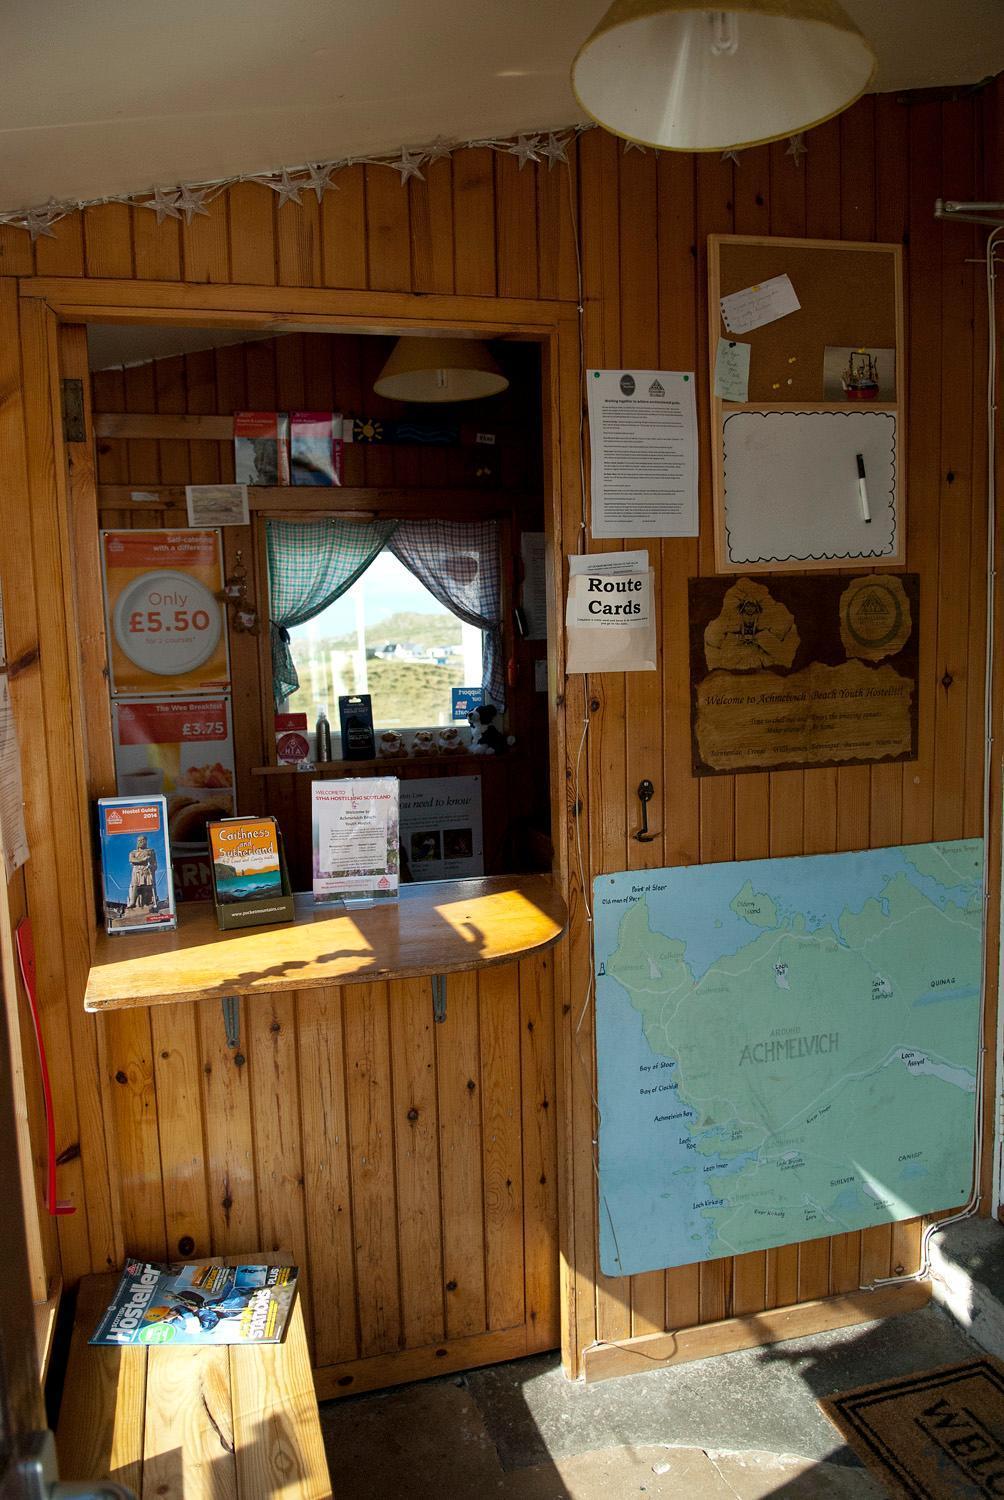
[0,121,810,237]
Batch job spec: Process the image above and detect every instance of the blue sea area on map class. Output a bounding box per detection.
[593,845,980,985]
[596,970,717,1272]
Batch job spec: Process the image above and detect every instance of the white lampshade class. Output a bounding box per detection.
[571,0,876,152]
[373,337,509,403]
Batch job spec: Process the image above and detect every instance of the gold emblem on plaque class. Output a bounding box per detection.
[839,575,912,661]
[705,578,799,672]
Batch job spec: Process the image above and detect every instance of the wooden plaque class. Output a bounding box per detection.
[688,573,920,776]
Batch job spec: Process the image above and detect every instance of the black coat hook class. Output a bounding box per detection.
[634,780,656,842]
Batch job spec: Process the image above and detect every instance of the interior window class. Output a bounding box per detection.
[283,550,484,730]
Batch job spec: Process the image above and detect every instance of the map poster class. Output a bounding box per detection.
[688,572,920,776]
[594,842,983,1278]
[101,529,229,696]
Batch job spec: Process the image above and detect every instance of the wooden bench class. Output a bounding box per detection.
[56,1261,331,1499]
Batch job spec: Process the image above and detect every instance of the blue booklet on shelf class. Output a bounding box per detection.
[97,794,177,935]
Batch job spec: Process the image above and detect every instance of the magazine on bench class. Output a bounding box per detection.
[89,1259,299,1346]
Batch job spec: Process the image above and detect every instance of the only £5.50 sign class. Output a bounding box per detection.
[102,530,230,696]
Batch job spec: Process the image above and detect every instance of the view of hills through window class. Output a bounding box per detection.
[285,551,483,731]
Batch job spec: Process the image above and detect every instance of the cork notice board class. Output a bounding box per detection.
[708,235,905,573]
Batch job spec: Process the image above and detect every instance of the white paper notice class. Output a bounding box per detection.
[714,338,751,402]
[720,274,800,335]
[519,532,548,639]
[568,549,649,577]
[0,590,28,878]
[185,484,250,527]
[565,552,656,673]
[587,370,698,539]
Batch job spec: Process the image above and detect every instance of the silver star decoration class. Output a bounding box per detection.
[420,138,453,164]
[23,198,65,241]
[508,134,540,169]
[302,163,339,202]
[391,147,425,183]
[786,133,808,165]
[142,186,182,224]
[256,169,303,207]
[174,184,211,223]
[539,133,569,169]
[623,140,647,154]
[721,148,742,167]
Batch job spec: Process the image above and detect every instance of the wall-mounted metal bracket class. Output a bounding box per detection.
[432,974,447,1024]
[221,995,240,1050]
[634,779,657,842]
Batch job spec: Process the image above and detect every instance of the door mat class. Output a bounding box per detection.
[820,1356,1004,1498]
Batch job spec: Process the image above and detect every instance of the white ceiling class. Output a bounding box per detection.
[4,1,1003,213]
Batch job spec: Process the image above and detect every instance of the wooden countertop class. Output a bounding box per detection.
[84,874,567,1012]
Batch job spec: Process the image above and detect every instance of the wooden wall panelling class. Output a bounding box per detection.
[181,191,231,285]
[296,985,358,1367]
[246,992,311,1344]
[278,193,322,290]
[933,100,977,846]
[149,1002,211,1261]
[228,184,277,287]
[452,148,498,297]
[479,962,525,1332]
[101,1007,169,1261]
[365,166,413,294]
[519,951,560,1348]
[435,967,488,1340]
[6,291,111,1279]
[496,151,540,301]
[577,125,632,1351]
[342,980,401,1357]
[1,863,60,1302]
[321,165,368,292]
[388,977,446,1349]
[132,204,182,283]
[618,143,667,1340]
[33,216,83,279]
[83,204,134,281]
[197,998,260,1257]
[410,157,455,296]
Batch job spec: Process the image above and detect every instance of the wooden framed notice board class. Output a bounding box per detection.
[708,235,905,574]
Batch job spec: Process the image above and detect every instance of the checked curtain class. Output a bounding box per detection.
[267,517,504,709]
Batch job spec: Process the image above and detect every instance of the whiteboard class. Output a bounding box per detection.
[721,410,899,569]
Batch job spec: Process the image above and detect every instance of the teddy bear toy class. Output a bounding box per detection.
[411,729,438,756]
[437,726,464,755]
[468,704,515,755]
[377,730,404,757]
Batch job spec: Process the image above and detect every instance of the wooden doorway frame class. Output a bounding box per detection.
[1,274,589,1379]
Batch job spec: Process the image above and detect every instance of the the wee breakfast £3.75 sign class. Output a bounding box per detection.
[101,530,230,696]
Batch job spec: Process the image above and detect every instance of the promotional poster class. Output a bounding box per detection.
[112,696,235,901]
[101,530,229,695]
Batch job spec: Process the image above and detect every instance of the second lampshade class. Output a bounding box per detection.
[374,337,509,403]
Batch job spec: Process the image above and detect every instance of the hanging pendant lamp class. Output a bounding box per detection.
[571,0,876,153]
[374,337,509,403]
